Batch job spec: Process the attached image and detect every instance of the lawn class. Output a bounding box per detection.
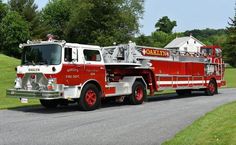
[224,67,236,88]
[0,54,39,109]
[163,101,236,145]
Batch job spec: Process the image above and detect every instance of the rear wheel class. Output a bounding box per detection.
[128,81,146,105]
[79,84,100,111]
[40,99,59,109]
[205,80,217,96]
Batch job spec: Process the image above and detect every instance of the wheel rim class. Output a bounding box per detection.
[135,86,143,101]
[209,82,215,94]
[85,89,97,107]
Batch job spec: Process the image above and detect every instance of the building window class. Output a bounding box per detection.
[184,47,187,51]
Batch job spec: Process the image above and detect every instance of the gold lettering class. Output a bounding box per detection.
[143,48,170,57]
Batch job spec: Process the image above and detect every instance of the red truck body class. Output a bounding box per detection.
[7,40,226,110]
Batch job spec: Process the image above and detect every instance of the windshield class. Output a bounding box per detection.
[21,44,62,65]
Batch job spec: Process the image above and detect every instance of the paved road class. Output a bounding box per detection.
[1,88,236,145]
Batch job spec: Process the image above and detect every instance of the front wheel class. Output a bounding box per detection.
[40,99,59,109]
[128,81,146,105]
[78,84,100,111]
[205,80,217,96]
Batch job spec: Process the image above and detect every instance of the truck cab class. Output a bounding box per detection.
[7,40,108,110]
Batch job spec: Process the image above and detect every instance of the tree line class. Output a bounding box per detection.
[0,0,235,67]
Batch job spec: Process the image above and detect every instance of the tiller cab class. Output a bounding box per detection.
[7,40,226,110]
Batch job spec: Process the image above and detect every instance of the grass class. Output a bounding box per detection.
[163,101,236,145]
[0,54,39,109]
[224,67,236,88]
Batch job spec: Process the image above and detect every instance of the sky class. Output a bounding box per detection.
[3,0,236,35]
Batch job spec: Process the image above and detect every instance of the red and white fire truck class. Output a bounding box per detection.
[7,39,226,110]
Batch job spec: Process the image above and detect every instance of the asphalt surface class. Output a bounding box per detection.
[1,88,236,145]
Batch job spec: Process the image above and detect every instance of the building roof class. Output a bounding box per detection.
[164,36,205,48]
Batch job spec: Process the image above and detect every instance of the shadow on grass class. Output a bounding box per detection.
[9,91,220,114]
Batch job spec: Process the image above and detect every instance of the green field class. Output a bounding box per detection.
[0,54,39,109]
[224,67,236,88]
[163,101,236,145]
[0,54,236,109]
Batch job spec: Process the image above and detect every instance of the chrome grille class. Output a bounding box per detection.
[22,73,48,90]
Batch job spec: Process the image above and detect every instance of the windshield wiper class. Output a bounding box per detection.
[37,61,48,65]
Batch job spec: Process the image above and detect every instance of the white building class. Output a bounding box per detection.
[165,36,205,52]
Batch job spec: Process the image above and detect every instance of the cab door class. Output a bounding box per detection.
[61,47,83,86]
[81,49,106,88]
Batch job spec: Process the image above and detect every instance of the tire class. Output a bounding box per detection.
[128,81,146,105]
[40,99,59,109]
[176,89,191,96]
[205,80,217,96]
[79,84,100,111]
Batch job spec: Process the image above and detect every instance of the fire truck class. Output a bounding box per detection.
[6,39,226,111]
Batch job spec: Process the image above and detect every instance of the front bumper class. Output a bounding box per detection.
[6,89,61,99]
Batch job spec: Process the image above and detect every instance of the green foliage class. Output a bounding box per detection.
[0,0,8,21]
[155,16,177,34]
[41,0,71,39]
[135,34,153,46]
[8,0,40,38]
[0,11,30,58]
[163,101,236,145]
[8,0,38,22]
[41,0,144,46]
[224,7,236,67]
[184,28,227,46]
[0,1,9,52]
[151,31,177,47]
[135,32,183,48]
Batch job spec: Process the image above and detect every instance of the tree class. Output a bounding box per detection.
[224,6,236,67]
[155,16,177,34]
[41,0,144,45]
[151,31,176,47]
[0,0,8,21]
[8,0,40,38]
[184,28,227,45]
[135,34,153,46]
[0,0,9,52]
[0,11,30,58]
[66,0,144,45]
[41,0,71,39]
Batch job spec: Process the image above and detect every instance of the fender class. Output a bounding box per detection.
[77,79,102,98]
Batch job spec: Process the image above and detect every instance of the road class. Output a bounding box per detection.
[0,88,236,145]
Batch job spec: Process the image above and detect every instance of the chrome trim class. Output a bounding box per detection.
[6,89,61,99]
